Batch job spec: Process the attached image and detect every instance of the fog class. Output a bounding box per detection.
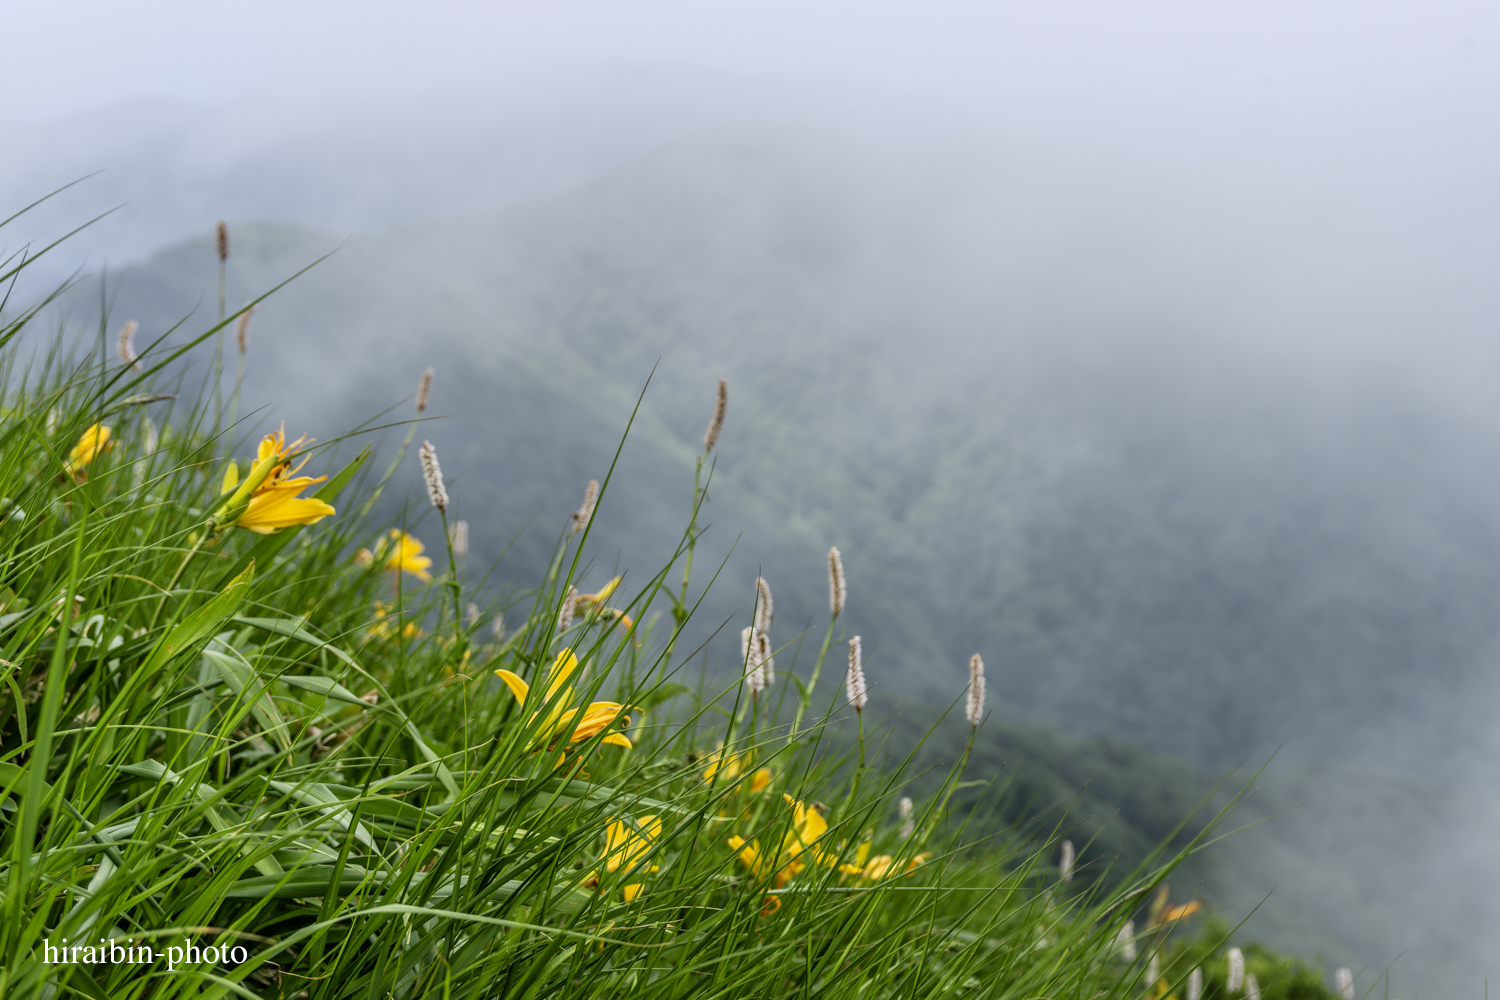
[7,2,1500,993]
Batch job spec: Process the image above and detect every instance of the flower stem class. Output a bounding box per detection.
[790,611,838,742]
[150,529,210,630]
[438,509,463,646]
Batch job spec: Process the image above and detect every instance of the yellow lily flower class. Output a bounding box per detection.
[578,576,621,603]
[64,424,112,479]
[585,814,661,901]
[701,744,747,784]
[701,746,772,792]
[234,480,336,534]
[367,601,424,640]
[573,577,636,635]
[1159,901,1202,923]
[381,530,432,582]
[728,795,839,889]
[224,428,335,533]
[846,849,931,881]
[495,648,633,752]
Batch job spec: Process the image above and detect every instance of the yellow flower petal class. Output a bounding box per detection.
[749,768,772,793]
[383,531,432,581]
[544,648,581,702]
[64,424,112,475]
[622,883,643,902]
[494,669,530,704]
[600,732,633,749]
[232,485,335,534]
[221,460,240,495]
[799,808,828,844]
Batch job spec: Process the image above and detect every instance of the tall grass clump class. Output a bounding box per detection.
[1,215,1264,1000]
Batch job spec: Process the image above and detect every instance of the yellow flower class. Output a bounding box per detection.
[579,576,621,604]
[586,814,661,901]
[225,428,335,534]
[234,481,336,533]
[605,816,661,874]
[64,424,112,478]
[701,744,747,784]
[381,530,432,582]
[495,648,633,752]
[845,847,931,882]
[574,577,636,635]
[701,746,772,792]
[728,795,838,889]
[367,601,424,641]
[1159,901,1202,923]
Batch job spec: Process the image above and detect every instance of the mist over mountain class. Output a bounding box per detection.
[15,92,1500,991]
[86,125,1500,769]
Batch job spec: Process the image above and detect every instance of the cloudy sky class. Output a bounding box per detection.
[12,1,1497,146]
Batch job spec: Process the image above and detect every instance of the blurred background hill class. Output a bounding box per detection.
[8,71,1500,991]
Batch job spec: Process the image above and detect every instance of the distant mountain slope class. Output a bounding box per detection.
[91,130,1500,777]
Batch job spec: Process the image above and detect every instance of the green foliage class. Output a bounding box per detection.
[1155,920,1336,1000]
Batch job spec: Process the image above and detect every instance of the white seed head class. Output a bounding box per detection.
[898,796,915,840]
[1334,968,1354,1000]
[966,653,985,728]
[492,613,506,640]
[1245,973,1260,1000]
[143,418,158,456]
[235,305,254,354]
[1059,839,1075,882]
[419,440,448,513]
[216,221,229,262]
[1188,967,1203,1000]
[465,602,479,625]
[741,626,766,694]
[451,519,469,556]
[1147,954,1159,987]
[754,576,773,634]
[117,320,140,370]
[1115,921,1136,961]
[704,378,727,453]
[1227,947,1244,993]
[846,636,867,711]
[570,479,598,535]
[828,546,846,617]
[558,587,578,633]
[415,367,434,412]
[755,629,775,687]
